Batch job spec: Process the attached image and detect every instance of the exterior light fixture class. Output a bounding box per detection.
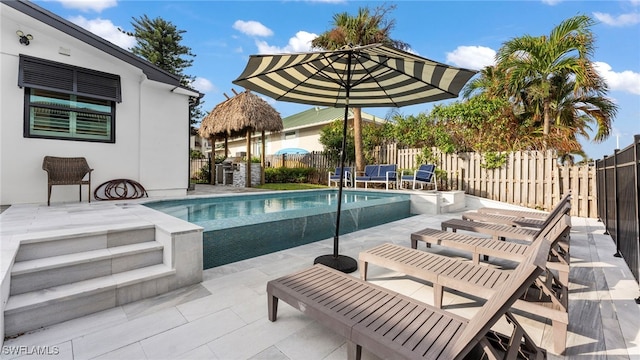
[16,30,33,45]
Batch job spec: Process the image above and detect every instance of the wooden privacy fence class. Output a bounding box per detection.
[263,145,596,218]
[376,146,596,218]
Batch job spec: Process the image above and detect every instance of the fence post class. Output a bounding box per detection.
[613,149,622,257]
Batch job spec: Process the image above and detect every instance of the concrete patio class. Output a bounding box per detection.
[1,185,638,359]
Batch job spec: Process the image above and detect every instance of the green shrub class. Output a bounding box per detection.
[265,167,316,183]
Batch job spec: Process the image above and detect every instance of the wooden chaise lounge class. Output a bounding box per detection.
[359,214,571,354]
[267,238,550,360]
[412,209,570,280]
[441,199,571,242]
[460,192,572,229]
[475,192,571,218]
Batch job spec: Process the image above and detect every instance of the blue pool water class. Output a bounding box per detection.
[144,189,412,268]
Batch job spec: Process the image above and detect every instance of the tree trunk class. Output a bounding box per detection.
[543,100,551,150]
[353,107,364,172]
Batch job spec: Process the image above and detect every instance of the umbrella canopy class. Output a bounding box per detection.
[199,90,283,140]
[233,43,477,272]
[232,43,477,109]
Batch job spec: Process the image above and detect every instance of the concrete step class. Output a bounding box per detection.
[4,264,175,336]
[15,224,156,262]
[10,241,164,295]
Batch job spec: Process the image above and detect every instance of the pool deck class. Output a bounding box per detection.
[1,184,639,359]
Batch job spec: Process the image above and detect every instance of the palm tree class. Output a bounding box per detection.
[311,5,409,172]
[496,15,615,148]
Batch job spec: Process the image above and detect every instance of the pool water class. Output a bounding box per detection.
[144,189,412,268]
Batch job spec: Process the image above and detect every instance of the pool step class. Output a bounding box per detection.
[4,265,175,336]
[4,225,173,337]
[15,223,156,262]
[10,241,164,295]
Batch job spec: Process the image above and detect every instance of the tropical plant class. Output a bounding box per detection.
[495,15,615,147]
[124,15,205,128]
[318,120,355,164]
[311,5,409,172]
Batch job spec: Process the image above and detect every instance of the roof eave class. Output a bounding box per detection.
[4,0,182,87]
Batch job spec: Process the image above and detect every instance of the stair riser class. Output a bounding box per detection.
[10,249,163,295]
[15,227,156,262]
[4,273,174,337]
[4,288,116,336]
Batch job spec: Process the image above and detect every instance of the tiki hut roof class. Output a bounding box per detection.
[199,90,283,139]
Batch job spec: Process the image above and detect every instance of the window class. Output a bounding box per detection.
[284,131,296,140]
[19,55,120,143]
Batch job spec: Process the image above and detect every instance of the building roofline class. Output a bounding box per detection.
[3,0,190,89]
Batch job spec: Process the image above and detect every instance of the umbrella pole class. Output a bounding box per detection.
[314,54,357,273]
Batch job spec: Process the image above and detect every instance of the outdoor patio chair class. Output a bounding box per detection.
[328,166,352,187]
[399,164,437,190]
[411,207,571,284]
[42,156,93,206]
[267,235,550,359]
[360,214,572,354]
[440,197,572,242]
[474,192,572,220]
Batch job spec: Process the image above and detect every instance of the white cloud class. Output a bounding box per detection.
[192,77,215,93]
[255,31,317,54]
[593,12,640,27]
[233,20,273,37]
[594,62,640,95]
[56,0,117,13]
[446,46,496,70]
[541,0,562,5]
[68,16,136,49]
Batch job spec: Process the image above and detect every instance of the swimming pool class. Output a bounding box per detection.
[144,189,412,268]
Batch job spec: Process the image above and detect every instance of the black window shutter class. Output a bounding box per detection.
[19,55,122,102]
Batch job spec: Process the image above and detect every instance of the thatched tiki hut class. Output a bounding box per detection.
[199,89,282,187]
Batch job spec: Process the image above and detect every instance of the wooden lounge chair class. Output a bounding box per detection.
[267,237,550,360]
[475,192,572,219]
[360,214,571,354]
[441,199,571,242]
[42,156,93,206]
[461,192,572,229]
[412,211,571,285]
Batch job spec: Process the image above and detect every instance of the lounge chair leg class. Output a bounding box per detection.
[268,294,278,321]
[472,253,480,264]
[346,340,362,360]
[553,320,568,354]
[411,239,418,249]
[434,284,444,308]
[359,260,368,281]
[483,255,489,261]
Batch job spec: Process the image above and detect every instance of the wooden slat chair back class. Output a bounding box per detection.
[42,156,93,206]
[441,199,572,242]
[477,191,572,219]
[267,238,550,359]
[360,214,572,354]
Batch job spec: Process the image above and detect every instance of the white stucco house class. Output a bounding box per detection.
[0,0,201,206]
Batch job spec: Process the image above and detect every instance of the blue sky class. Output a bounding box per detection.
[35,0,639,160]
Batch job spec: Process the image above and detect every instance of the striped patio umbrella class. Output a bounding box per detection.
[233,43,477,273]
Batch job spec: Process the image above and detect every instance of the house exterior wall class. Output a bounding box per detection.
[220,119,354,157]
[0,4,190,205]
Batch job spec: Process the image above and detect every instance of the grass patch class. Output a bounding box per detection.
[255,183,328,191]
